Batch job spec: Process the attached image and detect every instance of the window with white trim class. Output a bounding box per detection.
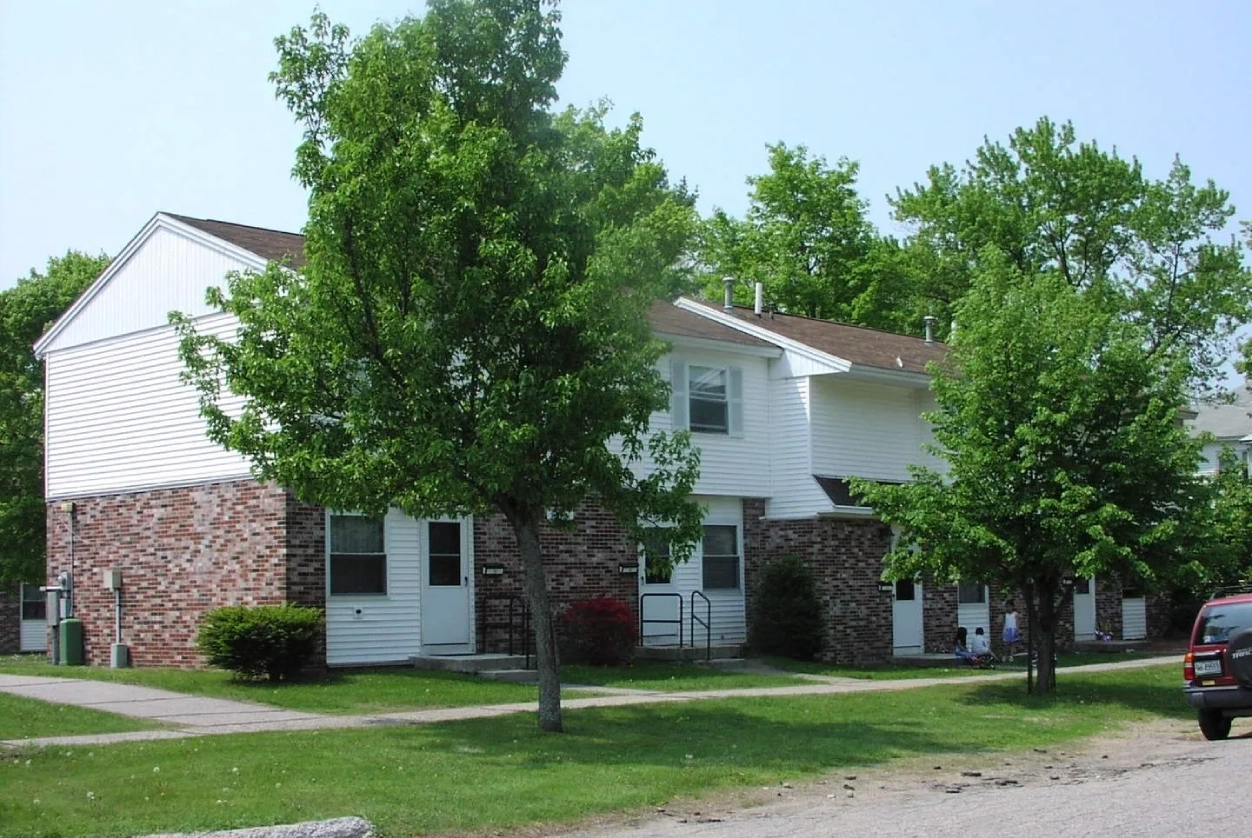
[957,582,986,604]
[701,524,740,589]
[20,583,46,621]
[329,514,387,595]
[670,360,744,436]
[427,521,462,587]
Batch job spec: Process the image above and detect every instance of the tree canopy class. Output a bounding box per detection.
[854,254,1207,693]
[174,0,702,732]
[892,117,1252,389]
[699,143,914,331]
[0,251,109,588]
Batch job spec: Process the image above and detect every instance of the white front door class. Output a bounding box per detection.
[421,519,472,652]
[892,579,923,654]
[639,533,681,646]
[1073,577,1096,641]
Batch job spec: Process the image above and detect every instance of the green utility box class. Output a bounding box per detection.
[59,618,85,666]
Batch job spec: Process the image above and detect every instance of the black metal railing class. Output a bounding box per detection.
[480,595,533,669]
[639,592,683,647]
[690,590,711,661]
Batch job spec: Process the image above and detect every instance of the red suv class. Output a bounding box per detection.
[1183,586,1252,740]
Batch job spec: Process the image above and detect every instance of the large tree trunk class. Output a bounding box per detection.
[1032,583,1059,695]
[511,514,563,732]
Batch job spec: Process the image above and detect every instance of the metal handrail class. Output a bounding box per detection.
[639,592,683,647]
[507,595,533,669]
[690,590,711,661]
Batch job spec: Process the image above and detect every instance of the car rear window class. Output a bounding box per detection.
[1195,601,1252,645]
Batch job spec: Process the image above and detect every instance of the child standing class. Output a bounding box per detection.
[1003,599,1021,658]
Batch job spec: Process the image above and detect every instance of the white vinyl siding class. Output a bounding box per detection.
[811,377,935,483]
[20,584,46,652]
[615,351,770,498]
[325,508,423,666]
[42,225,255,354]
[44,314,251,499]
[765,376,831,518]
[956,583,990,640]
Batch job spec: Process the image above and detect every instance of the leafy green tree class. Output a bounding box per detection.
[854,254,1206,693]
[1188,447,1252,593]
[173,0,703,732]
[700,144,914,331]
[0,251,109,588]
[893,117,1251,386]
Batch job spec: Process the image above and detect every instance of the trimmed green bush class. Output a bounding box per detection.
[748,554,824,661]
[562,595,637,666]
[196,604,323,681]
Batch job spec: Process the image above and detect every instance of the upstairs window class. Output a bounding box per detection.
[670,360,744,436]
[329,514,387,595]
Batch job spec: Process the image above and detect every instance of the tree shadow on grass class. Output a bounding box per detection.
[958,669,1192,721]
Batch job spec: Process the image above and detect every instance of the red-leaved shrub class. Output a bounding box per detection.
[562,595,636,666]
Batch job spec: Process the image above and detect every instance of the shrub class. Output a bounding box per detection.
[196,604,323,681]
[748,554,824,661]
[562,595,637,666]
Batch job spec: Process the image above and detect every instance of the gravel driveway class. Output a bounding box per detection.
[552,718,1251,838]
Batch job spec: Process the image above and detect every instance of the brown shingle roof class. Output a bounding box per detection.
[162,216,772,352]
[648,301,776,348]
[683,298,946,374]
[167,213,307,268]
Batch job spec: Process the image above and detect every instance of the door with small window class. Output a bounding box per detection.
[956,582,990,642]
[1073,577,1096,641]
[892,579,923,654]
[421,519,472,652]
[639,529,681,646]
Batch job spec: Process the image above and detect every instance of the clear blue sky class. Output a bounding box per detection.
[2,0,1250,292]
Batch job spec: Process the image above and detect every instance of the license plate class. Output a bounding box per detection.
[1194,659,1222,677]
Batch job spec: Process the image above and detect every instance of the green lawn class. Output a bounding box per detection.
[562,661,810,691]
[0,693,158,741]
[0,665,1190,838]
[0,657,539,714]
[764,651,1179,680]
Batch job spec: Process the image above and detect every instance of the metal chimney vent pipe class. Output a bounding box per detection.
[923,315,937,343]
[723,277,735,312]
[754,282,764,317]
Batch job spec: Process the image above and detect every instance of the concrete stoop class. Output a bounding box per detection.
[633,643,746,662]
[410,653,529,673]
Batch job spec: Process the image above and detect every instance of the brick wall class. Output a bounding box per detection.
[474,502,639,654]
[0,585,19,655]
[922,582,958,654]
[45,480,324,668]
[743,501,894,665]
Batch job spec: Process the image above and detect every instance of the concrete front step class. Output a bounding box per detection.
[411,653,530,674]
[634,644,745,662]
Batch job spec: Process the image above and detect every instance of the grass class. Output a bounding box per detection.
[562,661,811,691]
[0,664,1190,838]
[0,656,538,714]
[0,693,158,741]
[763,650,1180,680]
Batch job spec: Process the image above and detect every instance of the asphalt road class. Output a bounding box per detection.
[556,718,1252,838]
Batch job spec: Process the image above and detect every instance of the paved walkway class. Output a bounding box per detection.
[0,656,1179,750]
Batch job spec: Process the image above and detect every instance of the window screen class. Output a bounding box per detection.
[701,524,739,589]
[329,515,387,595]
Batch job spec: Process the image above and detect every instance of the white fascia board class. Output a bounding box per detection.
[657,332,782,359]
[839,364,933,390]
[34,213,272,358]
[674,298,850,375]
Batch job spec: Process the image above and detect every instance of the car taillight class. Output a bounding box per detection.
[1184,652,1195,681]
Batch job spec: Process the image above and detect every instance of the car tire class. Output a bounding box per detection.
[1198,709,1232,741]
[1227,627,1252,689]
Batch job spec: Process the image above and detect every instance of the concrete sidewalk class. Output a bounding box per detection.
[0,655,1179,750]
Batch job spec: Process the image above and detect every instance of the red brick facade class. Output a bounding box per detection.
[743,500,895,665]
[0,585,20,655]
[45,480,324,668]
[473,502,640,654]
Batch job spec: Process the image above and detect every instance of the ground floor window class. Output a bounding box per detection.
[20,583,46,621]
[957,582,986,604]
[329,514,387,595]
[701,524,740,589]
[641,528,674,584]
